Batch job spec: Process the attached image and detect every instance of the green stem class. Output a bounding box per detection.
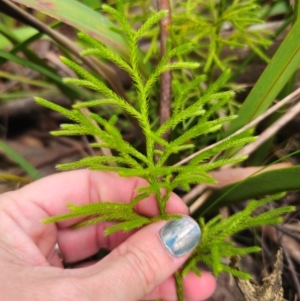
[162,189,171,209]
[175,271,184,301]
[156,190,166,215]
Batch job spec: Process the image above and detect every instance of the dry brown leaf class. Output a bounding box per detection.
[230,249,286,301]
[208,163,292,189]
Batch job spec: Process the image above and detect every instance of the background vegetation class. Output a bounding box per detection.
[0,0,300,300]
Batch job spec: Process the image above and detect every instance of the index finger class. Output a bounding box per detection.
[8,170,188,262]
[19,170,188,224]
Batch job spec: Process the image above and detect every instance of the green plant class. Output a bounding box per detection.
[137,0,271,70]
[36,2,295,300]
[118,0,275,149]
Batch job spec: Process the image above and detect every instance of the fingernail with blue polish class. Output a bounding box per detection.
[159,217,201,257]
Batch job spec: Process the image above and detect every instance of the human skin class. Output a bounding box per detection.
[0,170,216,301]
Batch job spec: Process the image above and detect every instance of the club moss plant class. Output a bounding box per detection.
[36,2,294,300]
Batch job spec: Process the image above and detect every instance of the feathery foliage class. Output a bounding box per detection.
[183,193,293,278]
[128,0,271,70]
[174,0,271,71]
[173,193,294,301]
[37,1,254,219]
[121,0,271,137]
[37,2,294,301]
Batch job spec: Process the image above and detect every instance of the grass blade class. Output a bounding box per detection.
[0,25,38,49]
[0,50,88,100]
[9,0,128,55]
[0,141,41,180]
[227,18,300,135]
[196,166,300,216]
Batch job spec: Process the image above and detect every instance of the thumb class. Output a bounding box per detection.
[86,217,201,301]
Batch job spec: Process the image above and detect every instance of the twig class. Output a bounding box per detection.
[55,136,90,158]
[175,87,300,166]
[34,147,88,170]
[275,225,300,244]
[189,190,212,215]
[232,95,300,160]
[281,244,300,300]
[182,88,300,209]
[182,184,206,204]
[0,95,70,118]
[81,136,95,157]
[157,0,172,142]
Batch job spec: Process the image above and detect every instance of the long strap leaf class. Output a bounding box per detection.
[227,19,300,135]
[197,166,300,215]
[0,141,41,180]
[8,0,128,55]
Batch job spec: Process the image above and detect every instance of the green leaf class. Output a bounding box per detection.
[0,50,86,99]
[0,70,53,88]
[136,10,167,39]
[0,141,41,180]
[105,218,150,235]
[9,0,128,55]
[80,0,100,9]
[54,156,128,169]
[227,18,300,135]
[197,166,300,215]
[79,32,132,74]
[0,25,38,49]
[35,97,78,121]
[43,201,137,224]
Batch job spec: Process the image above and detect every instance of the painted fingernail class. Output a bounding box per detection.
[159,217,201,257]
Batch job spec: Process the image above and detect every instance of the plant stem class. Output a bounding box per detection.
[157,0,172,143]
[174,271,184,301]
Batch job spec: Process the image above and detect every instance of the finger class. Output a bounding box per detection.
[7,170,188,262]
[72,217,206,301]
[143,271,216,301]
[58,192,188,262]
[72,263,216,301]
[19,170,188,223]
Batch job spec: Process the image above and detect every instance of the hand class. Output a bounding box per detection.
[0,170,216,301]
